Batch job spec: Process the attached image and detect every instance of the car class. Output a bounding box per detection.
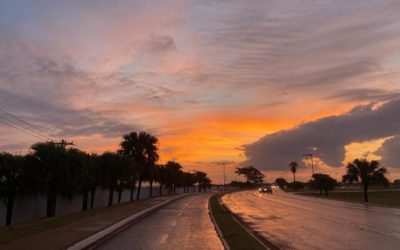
[258,186,272,194]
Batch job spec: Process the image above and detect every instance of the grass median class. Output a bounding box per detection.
[209,194,266,250]
[298,190,400,208]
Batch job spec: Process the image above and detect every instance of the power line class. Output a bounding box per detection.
[0,116,49,141]
[0,108,57,140]
[0,113,53,141]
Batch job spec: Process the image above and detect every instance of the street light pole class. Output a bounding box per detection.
[303,153,315,175]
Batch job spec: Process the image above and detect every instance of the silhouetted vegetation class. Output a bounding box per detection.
[0,131,211,226]
[235,166,264,185]
[309,173,337,196]
[342,159,388,202]
[275,178,288,189]
[289,161,298,182]
[287,181,305,191]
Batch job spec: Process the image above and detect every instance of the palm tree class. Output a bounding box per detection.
[30,142,73,217]
[99,152,130,207]
[89,153,102,209]
[154,164,166,196]
[289,161,298,182]
[0,153,27,226]
[343,159,388,202]
[195,171,208,192]
[165,161,182,194]
[119,132,159,200]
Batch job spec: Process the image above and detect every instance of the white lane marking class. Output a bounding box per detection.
[160,234,169,244]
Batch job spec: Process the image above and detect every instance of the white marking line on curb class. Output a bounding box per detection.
[67,194,190,250]
[208,195,230,250]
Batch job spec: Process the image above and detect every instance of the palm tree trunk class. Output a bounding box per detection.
[136,175,142,200]
[6,190,15,226]
[90,186,96,209]
[294,173,296,182]
[46,187,57,217]
[130,179,136,201]
[81,190,89,211]
[108,185,114,207]
[159,182,163,196]
[364,182,369,202]
[118,189,122,204]
[149,179,153,198]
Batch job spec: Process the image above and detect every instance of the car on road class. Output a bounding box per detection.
[258,186,272,194]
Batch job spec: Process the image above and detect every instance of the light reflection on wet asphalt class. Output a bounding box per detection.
[97,193,223,250]
[222,190,400,250]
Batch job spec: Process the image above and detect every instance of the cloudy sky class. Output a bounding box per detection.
[1,0,400,182]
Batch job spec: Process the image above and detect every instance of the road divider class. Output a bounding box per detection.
[209,193,273,250]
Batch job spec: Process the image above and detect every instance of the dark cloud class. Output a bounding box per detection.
[326,88,400,102]
[375,136,400,169]
[242,98,400,170]
[0,88,137,139]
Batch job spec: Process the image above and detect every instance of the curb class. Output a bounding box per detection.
[67,194,191,250]
[208,194,230,250]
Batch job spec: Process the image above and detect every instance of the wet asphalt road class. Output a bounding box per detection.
[97,193,223,250]
[222,189,400,250]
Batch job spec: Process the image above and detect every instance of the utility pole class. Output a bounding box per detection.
[303,153,315,175]
[217,162,228,191]
[53,139,74,147]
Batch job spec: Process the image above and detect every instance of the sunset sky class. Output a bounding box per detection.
[1,0,400,183]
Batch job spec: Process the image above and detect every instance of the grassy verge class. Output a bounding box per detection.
[298,190,400,208]
[0,204,121,244]
[209,194,267,250]
[0,195,169,245]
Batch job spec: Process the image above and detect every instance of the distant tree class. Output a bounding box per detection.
[289,161,298,182]
[119,132,158,200]
[154,164,166,196]
[165,161,182,194]
[0,153,29,226]
[310,173,337,196]
[99,152,130,206]
[288,181,304,191]
[343,159,388,202]
[235,166,264,185]
[275,178,288,189]
[393,179,400,186]
[195,171,212,191]
[30,142,74,217]
[89,153,103,209]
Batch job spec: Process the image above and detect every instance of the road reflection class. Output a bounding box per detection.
[222,190,400,250]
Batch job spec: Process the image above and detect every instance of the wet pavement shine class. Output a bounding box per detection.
[222,189,400,250]
[97,193,223,250]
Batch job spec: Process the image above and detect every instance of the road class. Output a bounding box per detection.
[97,193,223,250]
[222,189,400,250]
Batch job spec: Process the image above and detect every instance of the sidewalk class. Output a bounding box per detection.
[1,195,181,250]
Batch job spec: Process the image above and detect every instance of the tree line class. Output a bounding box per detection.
[0,131,212,226]
[275,158,389,201]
